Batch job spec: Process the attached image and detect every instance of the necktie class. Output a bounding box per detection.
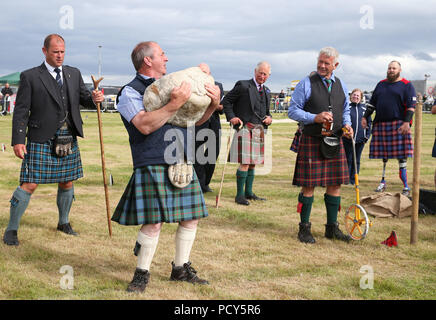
[325,79,332,93]
[258,85,263,96]
[54,68,63,87]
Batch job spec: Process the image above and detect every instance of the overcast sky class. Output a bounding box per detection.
[1,0,435,93]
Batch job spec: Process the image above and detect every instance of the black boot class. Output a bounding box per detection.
[325,222,351,242]
[298,222,316,244]
[126,268,150,293]
[3,230,19,246]
[170,261,209,285]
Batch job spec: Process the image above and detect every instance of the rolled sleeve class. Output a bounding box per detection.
[116,86,144,122]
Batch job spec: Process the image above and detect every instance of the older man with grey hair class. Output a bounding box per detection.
[288,47,353,244]
[222,61,273,205]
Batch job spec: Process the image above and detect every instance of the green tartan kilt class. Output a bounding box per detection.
[111,165,208,225]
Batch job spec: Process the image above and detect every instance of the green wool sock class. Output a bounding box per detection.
[245,169,255,197]
[236,170,248,198]
[299,193,314,223]
[324,193,341,224]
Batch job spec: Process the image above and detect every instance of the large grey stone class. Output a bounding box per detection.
[143,67,215,127]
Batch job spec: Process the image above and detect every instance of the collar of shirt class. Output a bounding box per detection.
[320,72,336,85]
[44,61,63,81]
[139,73,152,81]
[252,78,262,90]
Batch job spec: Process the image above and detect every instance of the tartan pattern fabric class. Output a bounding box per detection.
[369,120,413,159]
[292,134,349,187]
[112,165,208,226]
[290,128,302,153]
[228,124,265,164]
[19,128,83,184]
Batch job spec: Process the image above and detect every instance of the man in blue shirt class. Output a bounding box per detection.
[288,47,353,244]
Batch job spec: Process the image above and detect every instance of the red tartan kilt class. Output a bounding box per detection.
[293,134,349,186]
[228,124,265,164]
[369,120,413,159]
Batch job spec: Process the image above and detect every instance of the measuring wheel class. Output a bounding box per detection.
[344,204,370,240]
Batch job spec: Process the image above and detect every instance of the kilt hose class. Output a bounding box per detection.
[112,165,208,226]
[292,134,349,187]
[369,120,413,159]
[19,128,83,184]
[228,123,265,165]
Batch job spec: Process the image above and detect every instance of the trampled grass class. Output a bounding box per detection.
[0,111,435,300]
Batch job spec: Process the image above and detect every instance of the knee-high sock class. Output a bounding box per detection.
[245,168,255,196]
[57,186,74,225]
[6,187,31,231]
[174,225,197,267]
[398,159,409,189]
[298,192,314,223]
[136,230,160,271]
[236,169,248,198]
[325,193,341,225]
[380,158,388,183]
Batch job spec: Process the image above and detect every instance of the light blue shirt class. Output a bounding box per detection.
[287,73,351,126]
[117,74,151,123]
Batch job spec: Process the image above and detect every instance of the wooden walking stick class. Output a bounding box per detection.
[216,123,240,208]
[91,75,112,237]
[410,98,422,244]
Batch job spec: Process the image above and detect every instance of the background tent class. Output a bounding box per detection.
[0,72,20,86]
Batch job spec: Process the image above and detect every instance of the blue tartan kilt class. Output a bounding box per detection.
[111,165,208,226]
[19,128,83,184]
[369,120,413,159]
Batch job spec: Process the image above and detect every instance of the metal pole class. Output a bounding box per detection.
[410,98,422,244]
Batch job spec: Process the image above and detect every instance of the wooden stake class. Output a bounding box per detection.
[216,124,239,209]
[410,99,422,244]
[91,75,112,237]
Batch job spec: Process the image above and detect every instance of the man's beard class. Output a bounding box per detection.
[387,72,400,82]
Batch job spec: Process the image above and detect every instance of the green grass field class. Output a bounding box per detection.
[0,111,435,300]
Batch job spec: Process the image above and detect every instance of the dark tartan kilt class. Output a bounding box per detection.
[19,128,83,184]
[292,134,349,187]
[369,120,413,159]
[228,124,265,164]
[111,165,208,226]
[290,128,302,153]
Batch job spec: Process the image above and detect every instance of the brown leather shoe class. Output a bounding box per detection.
[170,261,209,285]
[57,223,78,236]
[127,268,150,293]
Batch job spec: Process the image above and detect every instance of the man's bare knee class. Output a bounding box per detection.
[140,223,163,237]
[20,183,38,194]
[180,219,199,229]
